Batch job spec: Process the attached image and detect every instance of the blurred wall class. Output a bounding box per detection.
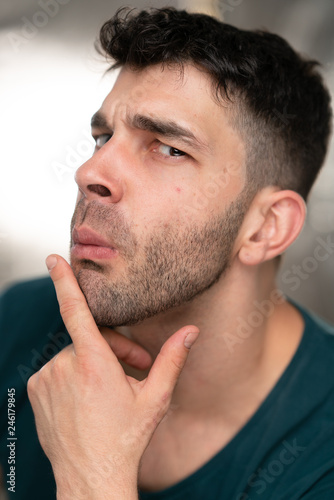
[208,0,334,322]
[0,0,178,288]
[0,0,333,322]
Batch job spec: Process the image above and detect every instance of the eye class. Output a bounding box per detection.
[94,133,112,149]
[156,143,187,157]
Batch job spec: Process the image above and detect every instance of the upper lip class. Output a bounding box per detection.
[72,226,115,248]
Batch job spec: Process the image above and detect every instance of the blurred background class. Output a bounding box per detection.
[0,0,333,322]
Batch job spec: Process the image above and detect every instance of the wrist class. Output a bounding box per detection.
[54,462,139,500]
[56,481,138,500]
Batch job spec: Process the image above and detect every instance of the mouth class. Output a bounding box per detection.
[71,226,118,261]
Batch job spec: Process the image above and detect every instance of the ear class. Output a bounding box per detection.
[237,187,306,265]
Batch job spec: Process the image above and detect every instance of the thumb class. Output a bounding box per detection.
[144,325,199,407]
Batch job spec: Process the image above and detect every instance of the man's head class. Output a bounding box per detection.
[99,7,332,200]
[70,8,332,327]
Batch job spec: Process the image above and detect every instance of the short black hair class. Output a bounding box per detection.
[98,7,332,200]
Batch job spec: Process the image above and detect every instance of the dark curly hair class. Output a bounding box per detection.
[98,7,332,200]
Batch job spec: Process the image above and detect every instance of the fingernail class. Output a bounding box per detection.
[184,331,199,349]
[46,255,57,272]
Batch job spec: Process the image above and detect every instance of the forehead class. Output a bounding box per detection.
[100,64,238,148]
[106,63,217,109]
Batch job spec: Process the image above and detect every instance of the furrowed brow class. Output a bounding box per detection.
[129,113,210,153]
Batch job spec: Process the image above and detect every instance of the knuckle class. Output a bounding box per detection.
[160,344,186,373]
[51,350,71,377]
[76,353,104,383]
[27,373,37,396]
[169,354,185,373]
[51,355,64,375]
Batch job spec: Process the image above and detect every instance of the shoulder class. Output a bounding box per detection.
[280,459,334,500]
[1,275,56,310]
[299,470,334,499]
[303,304,334,334]
[275,303,334,499]
[0,275,61,328]
[294,301,334,354]
[0,276,69,380]
[0,278,63,496]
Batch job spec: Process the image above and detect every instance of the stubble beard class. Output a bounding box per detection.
[70,194,249,328]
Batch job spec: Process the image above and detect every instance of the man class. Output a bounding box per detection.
[1,7,333,500]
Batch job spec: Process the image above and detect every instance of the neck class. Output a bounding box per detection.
[117,259,304,423]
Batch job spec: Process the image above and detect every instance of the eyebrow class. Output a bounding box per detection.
[91,112,110,130]
[90,110,210,154]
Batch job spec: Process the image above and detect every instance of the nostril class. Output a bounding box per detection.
[87,184,111,197]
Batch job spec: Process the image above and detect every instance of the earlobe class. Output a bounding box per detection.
[238,189,306,266]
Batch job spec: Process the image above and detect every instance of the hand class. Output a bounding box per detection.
[27,255,199,500]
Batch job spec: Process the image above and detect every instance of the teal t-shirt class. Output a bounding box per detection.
[1,277,334,499]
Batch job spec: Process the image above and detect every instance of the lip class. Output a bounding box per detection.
[71,226,118,261]
[72,226,115,248]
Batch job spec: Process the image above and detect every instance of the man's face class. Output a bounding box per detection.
[70,64,247,327]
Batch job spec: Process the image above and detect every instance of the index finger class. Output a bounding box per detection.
[46,254,107,352]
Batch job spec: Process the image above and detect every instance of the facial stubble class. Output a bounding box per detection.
[70,194,248,328]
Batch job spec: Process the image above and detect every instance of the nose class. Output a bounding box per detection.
[75,149,124,204]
